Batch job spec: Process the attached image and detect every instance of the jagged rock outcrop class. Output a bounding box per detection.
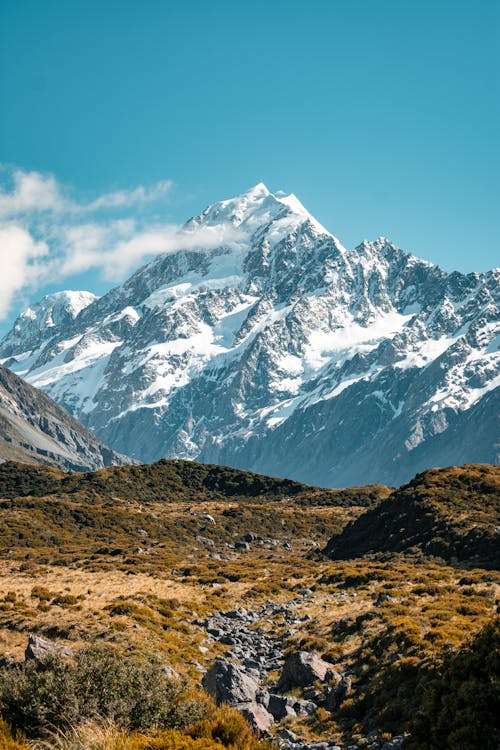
[202,658,259,705]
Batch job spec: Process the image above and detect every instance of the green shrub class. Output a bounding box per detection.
[0,645,208,739]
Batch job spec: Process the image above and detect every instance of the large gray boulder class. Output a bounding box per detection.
[239,701,274,733]
[277,651,336,692]
[202,658,258,705]
[25,634,73,662]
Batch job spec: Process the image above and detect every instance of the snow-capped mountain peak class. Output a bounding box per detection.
[0,290,97,360]
[0,186,497,487]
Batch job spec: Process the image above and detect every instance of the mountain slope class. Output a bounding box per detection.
[324,464,500,568]
[0,364,130,471]
[1,184,498,486]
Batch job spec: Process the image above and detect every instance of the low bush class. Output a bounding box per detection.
[189,706,269,749]
[0,645,209,739]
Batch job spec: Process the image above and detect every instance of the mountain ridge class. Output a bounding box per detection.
[1,184,498,486]
[0,363,130,471]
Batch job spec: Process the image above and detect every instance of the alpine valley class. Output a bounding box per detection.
[1,183,498,487]
[0,184,499,750]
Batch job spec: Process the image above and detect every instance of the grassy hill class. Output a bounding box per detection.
[0,458,388,504]
[0,460,498,749]
[325,464,500,569]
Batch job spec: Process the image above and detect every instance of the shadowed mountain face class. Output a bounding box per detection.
[0,364,131,471]
[1,184,498,487]
[324,464,500,569]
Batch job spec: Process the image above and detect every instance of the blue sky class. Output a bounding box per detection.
[0,0,498,337]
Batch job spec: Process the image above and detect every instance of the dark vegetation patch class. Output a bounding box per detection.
[0,458,389,506]
[325,464,500,568]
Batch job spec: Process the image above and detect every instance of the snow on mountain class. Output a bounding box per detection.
[1,290,97,363]
[0,184,498,486]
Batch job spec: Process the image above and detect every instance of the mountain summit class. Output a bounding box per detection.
[1,185,498,486]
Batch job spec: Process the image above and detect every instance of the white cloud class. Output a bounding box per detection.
[0,170,65,218]
[58,221,243,281]
[83,181,173,211]
[0,167,173,219]
[0,166,242,321]
[0,224,49,318]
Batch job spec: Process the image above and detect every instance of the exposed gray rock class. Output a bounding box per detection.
[234,541,250,551]
[25,634,73,662]
[268,693,297,720]
[161,665,179,680]
[294,698,318,716]
[202,658,258,705]
[238,701,274,733]
[277,651,332,692]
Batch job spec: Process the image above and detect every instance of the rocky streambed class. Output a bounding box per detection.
[193,596,405,750]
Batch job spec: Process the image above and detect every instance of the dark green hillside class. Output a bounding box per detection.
[408,618,500,750]
[325,464,500,568]
[0,458,388,506]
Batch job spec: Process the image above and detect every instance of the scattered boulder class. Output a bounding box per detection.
[242,533,256,542]
[277,651,333,692]
[239,701,274,733]
[294,698,318,716]
[202,658,258,705]
[268,693,297,720]
[25,634,73,662]
[279,728,298,741]
[234,541,250,551]
[326,675,352,710]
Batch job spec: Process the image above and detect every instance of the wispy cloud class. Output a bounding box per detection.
[0,170,64,218]
[57,221,242,281]
[0,166,238,321]
[0,166,173,219]
[0,224,49,318]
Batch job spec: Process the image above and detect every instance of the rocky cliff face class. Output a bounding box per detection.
[0,363,130,471]
[1,183,498,486]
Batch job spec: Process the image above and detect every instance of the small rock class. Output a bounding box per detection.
[268,693,297,720]
[294,698,318,716]
[242,533,257,542]
[25,634,73,663]
[161,665,179,680]
[196,535,215,547]
[278,728,298,741]
[234,541,250,551]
